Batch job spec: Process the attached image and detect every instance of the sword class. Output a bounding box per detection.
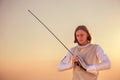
[28,10,87,71]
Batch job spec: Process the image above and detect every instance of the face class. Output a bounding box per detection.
[76,29,88,44]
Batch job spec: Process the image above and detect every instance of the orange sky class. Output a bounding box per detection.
[0,0,120,80]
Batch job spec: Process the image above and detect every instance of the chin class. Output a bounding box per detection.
[79,42,83,44]
[80,41,83,43]
[79,41,85,44]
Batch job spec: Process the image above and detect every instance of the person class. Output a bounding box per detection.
[57,25,111,80]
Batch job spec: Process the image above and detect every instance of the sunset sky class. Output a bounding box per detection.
[0,0,120,80]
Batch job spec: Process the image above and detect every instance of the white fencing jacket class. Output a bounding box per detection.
[58,43,111,80]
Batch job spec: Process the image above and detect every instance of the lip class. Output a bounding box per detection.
[79,40,83,42]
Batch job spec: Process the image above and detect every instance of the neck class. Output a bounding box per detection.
[78,41,89,46]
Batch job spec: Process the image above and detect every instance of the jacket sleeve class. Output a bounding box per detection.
[87,45,111,72]
[57,51,73,71]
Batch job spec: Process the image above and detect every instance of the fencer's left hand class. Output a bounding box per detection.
[87,65,97,75]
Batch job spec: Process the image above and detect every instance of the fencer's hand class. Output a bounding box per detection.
[87,65,97,75]
[72,56,79,65]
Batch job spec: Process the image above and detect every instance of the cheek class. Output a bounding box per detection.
[83,36,87,40]
[76,36,80,40]
[80,36,88,41]
[76,35,86,40]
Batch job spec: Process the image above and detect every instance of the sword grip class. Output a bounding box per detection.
[74,61,86,71]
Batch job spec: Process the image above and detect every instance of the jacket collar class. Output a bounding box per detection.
[78,43,90,49]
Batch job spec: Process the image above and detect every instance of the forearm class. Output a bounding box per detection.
[94,58,111,71]
[57,62,73,71]
[87,55,111,73]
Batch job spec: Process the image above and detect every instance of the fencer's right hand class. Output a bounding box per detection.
[72,56,79,65]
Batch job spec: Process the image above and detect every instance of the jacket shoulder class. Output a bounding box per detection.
[89,43,99,47]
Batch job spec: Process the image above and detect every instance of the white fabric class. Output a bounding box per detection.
[57,44,111,80]
[57,51,73,71]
